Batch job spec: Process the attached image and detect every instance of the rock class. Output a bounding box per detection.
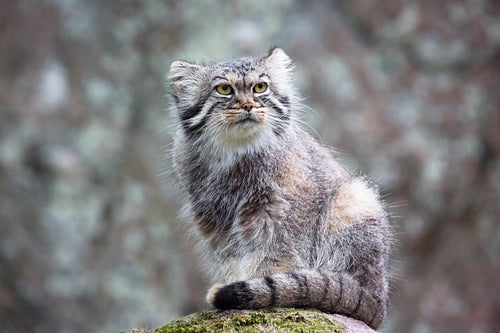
[130,308,377,333]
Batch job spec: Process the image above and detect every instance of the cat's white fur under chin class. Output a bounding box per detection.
[199,123,284,169]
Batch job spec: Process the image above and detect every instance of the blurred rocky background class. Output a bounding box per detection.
[0,1,499,332]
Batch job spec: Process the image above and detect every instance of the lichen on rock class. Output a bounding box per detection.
[131,308,378,333]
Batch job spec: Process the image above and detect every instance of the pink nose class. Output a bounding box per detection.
[242,102,254,111]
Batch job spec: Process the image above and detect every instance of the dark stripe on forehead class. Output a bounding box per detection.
[212,75,228,82]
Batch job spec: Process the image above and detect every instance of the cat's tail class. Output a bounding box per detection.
[206,269,386,329]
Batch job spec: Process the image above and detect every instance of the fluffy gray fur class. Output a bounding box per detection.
[167,48,392,329]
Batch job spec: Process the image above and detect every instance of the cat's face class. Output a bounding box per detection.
[169,48,296,150]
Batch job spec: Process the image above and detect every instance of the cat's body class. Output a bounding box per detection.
[168,48,391,329]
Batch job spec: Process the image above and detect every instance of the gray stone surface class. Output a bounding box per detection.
[139,308,376,333]
[330,313,377,333]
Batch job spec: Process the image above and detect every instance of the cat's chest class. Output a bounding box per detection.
[186,157,278,224]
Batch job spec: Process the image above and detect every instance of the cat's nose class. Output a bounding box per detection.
[242,102,255,112]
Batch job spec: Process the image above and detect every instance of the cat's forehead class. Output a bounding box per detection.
[212,56,262,76]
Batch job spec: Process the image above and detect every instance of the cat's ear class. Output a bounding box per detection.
[264,47,293,75]
[265,48,293,70]
[168,61,201,103]
[168,61,200,81]
[264,48,295,91]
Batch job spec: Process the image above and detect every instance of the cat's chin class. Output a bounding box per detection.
[221,122,271,149]
[225,130,263,147]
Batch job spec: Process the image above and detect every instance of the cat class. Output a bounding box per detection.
[167,48,392,329]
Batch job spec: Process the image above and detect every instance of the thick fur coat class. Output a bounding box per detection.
[168,48,391,329]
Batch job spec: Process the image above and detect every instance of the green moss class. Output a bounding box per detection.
[152,308,343,333]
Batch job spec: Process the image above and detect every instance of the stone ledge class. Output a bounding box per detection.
[130,308,377,333]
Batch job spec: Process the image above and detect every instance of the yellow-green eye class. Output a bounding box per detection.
[216,84,233,95]
[253,82,267,93]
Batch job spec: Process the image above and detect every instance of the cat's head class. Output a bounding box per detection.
[168,48,298,151]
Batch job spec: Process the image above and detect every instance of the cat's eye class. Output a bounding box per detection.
[216,84,233,95]
[253,82,268,93]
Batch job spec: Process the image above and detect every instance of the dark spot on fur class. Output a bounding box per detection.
[195,211,216,236]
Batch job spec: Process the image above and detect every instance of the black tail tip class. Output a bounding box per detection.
[213,281,253,310]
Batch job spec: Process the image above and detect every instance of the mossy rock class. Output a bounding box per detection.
[130,307,377,333]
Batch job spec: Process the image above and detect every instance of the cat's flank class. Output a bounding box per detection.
[168,48,391,329]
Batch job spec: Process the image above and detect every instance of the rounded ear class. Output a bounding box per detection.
[263,48,294,89]
[265,47,292,68]
[167,60,201,103]
[168,61,200,82]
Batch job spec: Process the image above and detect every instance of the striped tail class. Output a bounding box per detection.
[207,269,386,329]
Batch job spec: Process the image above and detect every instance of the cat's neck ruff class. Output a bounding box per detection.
[184,124,294,171]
